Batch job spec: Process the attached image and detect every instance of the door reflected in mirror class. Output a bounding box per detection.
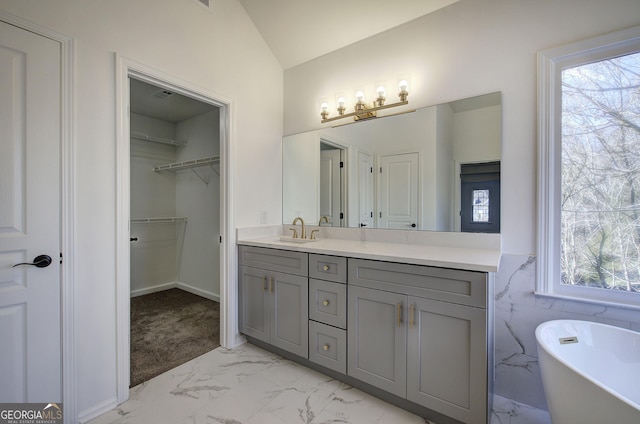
[283,92,501,233]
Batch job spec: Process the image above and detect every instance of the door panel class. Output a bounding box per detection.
[407,296,487,423]
[238,266,269,342]
[379,153,419,230]
[271,271,308,357]
[348,285,407,397]
[0,20,62,402]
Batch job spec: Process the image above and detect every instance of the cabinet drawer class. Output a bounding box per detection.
[348,258,487,308]
[238,245,308,276]
[309,254,347,283]
[309,279,346,329]
[309,320,346,374]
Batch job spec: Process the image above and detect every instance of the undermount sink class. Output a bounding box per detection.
[279,236,318,243]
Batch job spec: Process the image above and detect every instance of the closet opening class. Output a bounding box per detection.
[128,77,221,387]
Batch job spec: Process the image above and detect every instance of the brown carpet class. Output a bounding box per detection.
[130,288,220,387]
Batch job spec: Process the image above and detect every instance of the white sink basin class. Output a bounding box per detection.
[279,236,317,243]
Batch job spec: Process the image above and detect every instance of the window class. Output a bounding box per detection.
[472,189,490,223]
[537,26,640,308]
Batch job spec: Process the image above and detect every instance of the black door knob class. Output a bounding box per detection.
[12,255,52,268]
[411,223,417,228]
[360,223,368,227]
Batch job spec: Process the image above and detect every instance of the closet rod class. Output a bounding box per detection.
[130,131,184,147]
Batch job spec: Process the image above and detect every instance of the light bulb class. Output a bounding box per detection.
[337,97,345,107]
[355,91,365,102]
[320,102,328,112]
[376,86,386,97]
[398,80,408,92]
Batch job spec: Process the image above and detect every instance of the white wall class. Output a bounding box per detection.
[283,0,640,411]
[0,0,282,420]
[176,109,220,300]
[129,114,179,295]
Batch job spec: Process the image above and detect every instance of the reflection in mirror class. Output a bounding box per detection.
[283,92,501,232]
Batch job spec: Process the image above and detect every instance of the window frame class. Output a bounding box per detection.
[537,25,640,309]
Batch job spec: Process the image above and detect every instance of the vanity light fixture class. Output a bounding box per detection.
[321,79,409,123]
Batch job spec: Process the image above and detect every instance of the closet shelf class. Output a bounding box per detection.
[152,156,219,172]
[131,131,185,147]
[130,217,188,224]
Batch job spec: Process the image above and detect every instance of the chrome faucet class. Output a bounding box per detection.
[292,217,306,239]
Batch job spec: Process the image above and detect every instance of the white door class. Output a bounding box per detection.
[320,149,341,226]
[0,21,62,402]
[379,152,419,230]
[358,151,374,228]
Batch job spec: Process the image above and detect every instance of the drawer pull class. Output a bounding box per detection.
[269,277,274,293]
[397,302,403,326]
[262,276,267,291]
[323,344,330,351]
[322,299,330,306]
[323,265,330,271]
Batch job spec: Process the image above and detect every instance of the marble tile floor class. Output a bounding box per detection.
[89,343,551,424]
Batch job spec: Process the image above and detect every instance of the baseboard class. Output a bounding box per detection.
[77,396,118,424]
[177,281,220,302]
[130,282,177,298]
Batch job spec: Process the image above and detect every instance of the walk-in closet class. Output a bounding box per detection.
[128,78,221,387]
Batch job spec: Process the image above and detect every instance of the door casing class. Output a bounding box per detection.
[114,56,236,405]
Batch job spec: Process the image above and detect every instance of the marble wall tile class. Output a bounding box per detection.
[494,254,640,410]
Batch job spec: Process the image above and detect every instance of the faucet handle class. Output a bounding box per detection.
[310,229,320,240]
[289,228,299,238]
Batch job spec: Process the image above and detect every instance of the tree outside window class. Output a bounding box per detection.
[561,51,640,292]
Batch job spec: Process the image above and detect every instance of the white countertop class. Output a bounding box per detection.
[237,233,500,272]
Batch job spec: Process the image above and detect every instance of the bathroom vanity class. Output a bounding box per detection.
[237,228,499,424]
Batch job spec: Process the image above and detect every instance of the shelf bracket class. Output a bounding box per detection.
[191,168,209,185]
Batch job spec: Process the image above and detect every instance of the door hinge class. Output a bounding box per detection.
[380,166,382,173]
[370,167,373,173]
[219,235,222,243]
[340,161,344,168]
[340,212,344,219]
[379,212,382,218]
[370,212,373,218]
[60,252,63,264]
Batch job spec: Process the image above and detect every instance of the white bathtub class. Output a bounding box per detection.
[535,320,640,424]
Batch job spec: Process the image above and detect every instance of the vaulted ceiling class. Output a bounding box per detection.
[237,0,459,69]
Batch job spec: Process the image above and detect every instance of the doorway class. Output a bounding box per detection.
[319,141,345,227]
[115,58,233,403]
[128,78,221,386]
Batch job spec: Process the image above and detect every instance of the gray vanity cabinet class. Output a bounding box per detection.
[347,285,407,397]
[407,296,487,424]
[238,246,309,358]
[238,244,493,424]
[348,258,490,424]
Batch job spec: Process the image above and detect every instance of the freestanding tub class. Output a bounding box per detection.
[535,320,640,424]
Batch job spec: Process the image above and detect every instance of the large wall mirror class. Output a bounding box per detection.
[283,92,501,233]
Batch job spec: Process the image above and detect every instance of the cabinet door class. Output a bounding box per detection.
[348,286,407,397]
[407,296,487,424]
[238,265,269,343]
[270,270,309,358]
